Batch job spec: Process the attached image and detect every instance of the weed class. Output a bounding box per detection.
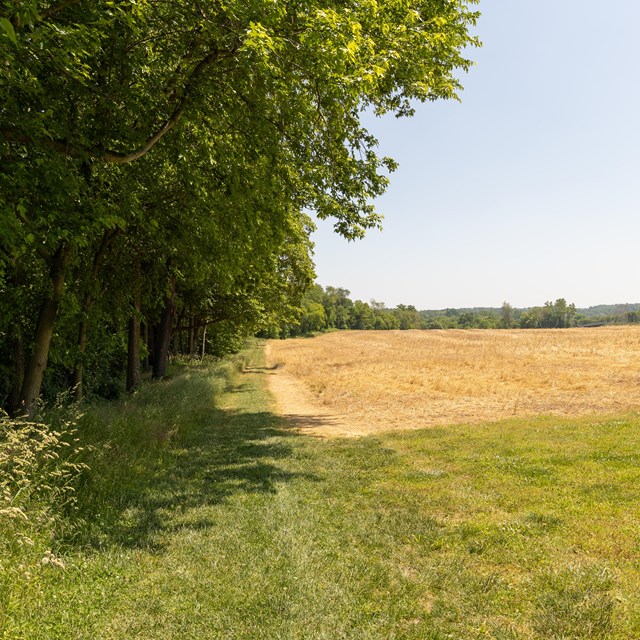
[0,411,86,635]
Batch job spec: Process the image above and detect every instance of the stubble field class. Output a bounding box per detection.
[267,326,640,436]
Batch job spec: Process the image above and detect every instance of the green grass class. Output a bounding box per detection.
[2,345,640,639]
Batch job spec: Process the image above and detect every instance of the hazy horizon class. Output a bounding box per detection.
[311,283,640,313]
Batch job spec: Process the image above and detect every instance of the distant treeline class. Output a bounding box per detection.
[270,285,640,336]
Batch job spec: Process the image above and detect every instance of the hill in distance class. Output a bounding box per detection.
[419,303,640,317]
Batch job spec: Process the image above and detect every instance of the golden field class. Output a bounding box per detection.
[266,326,640,434]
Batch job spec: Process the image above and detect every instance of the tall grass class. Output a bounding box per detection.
[0,408,86,632]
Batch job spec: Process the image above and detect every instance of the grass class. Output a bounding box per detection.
[266,327,640,434]
[2,343,640,638]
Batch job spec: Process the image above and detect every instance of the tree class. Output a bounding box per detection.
[519,299,577,329]
[323,287,355,329]
[501,302,514,329]
[351,300,375,330]
[1,0,480,413]
[393,304,422,330]
[300,302,327,334]
[458,311,479,329]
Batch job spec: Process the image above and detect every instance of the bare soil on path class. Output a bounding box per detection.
[262,343,365,437]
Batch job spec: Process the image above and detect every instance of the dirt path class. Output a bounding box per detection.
[263,343,366,438]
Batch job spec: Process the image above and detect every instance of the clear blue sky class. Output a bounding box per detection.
[312,0,640,310]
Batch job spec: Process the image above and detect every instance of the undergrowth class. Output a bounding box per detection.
[0,407,86,632]
[0,352,248,638]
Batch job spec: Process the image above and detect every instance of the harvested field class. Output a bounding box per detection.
[266,326,640,436]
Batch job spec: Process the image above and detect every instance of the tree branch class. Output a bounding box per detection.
[12,205,51,262]
[173,311,251,333]
[92,228,121,277]
[1,46,237,164]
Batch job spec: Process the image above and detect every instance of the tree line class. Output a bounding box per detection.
[271,285,424,334]
[273,287,640,336]
[0,0,480,416]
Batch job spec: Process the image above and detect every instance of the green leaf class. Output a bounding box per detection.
[0,18,17,44]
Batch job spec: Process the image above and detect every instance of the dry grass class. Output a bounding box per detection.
[267,327,640,434]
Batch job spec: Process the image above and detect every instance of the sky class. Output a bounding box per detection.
[311,0,640,310]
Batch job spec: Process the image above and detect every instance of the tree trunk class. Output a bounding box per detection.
[20,245,70,416]
[127,257,142,391]
[195,324,202,357]
[127,316,141,391]
[152,275,176,379]
[73,306,89,402]
[9,328,25,416]
[143,321,151,371]
[188,312,195,355]
[175,305,185,355]
[201,324,207,359]
[72,230,119,402]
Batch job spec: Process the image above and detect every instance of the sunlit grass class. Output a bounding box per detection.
[3,345,640,638]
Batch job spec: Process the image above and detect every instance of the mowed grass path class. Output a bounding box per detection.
[9,347,640,639]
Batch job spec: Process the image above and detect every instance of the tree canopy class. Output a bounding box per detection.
[0,0,480,414]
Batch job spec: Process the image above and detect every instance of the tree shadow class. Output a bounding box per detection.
[242,365,280,374]
[277,412,348,438]
[63,369,319,553]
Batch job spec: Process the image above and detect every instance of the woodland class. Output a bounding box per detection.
[280,285,640,334]
[0,0,479,414]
